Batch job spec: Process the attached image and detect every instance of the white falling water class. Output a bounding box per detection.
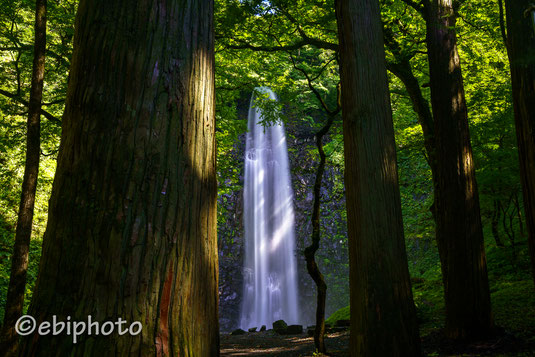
[240,87,299,330]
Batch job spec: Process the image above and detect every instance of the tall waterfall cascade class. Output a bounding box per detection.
[240,87,299,329]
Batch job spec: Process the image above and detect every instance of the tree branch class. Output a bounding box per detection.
[223,36,338,52]
[0,89,61,124]
[287,52,340,116]
[497,0,508,48]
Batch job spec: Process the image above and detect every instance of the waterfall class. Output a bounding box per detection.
[240,87,299,330]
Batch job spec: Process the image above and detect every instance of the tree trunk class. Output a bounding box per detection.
[504,0,535,287]
[304,114,334,354]
[20,0,219,355]
[335,0,421,355]
[0,0,47,355]
[424,0,493,339]
[386,59,435,173]
[513,193,525,237]
[492,199,504,247]
[383,28,436,182]
[386,57,438,218]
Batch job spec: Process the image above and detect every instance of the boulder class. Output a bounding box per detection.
[286,325,303,334]
[335,319,350,327]
[272,320,288,334]
[248,327,257,332]
[260,325,266,331]
[328,326,347,333]
[230,328,246,335]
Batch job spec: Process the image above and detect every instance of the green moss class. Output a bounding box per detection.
[325,305,350,326]
[412,278,445,336]
[492,280,535,342]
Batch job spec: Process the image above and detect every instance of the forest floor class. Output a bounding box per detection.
[220,330,350,356]
[219,329,535,356]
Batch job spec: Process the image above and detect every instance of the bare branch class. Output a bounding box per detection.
[0,89,61,124]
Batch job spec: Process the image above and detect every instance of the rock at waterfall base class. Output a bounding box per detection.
[286,325,303,334]
[273,319,288,334]
[230,328,246,335]
[273,320,303,335]
[335,319,350,327]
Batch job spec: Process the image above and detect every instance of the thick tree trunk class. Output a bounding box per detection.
[335,0,421,355]
[424,0,493,339]
[0,0,47,355]
[504,0,535,287]
[20,0,219,355]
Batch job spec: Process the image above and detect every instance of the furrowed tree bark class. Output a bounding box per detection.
[19,0,219,355]
[424,0,493,339]
[0,0,47,355]
[335,0,422,355]
[503,0,535,287]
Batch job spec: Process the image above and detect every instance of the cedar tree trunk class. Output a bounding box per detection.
[424,0,493,339]
[1,0,47,355]
[335,0,422,355]
[20,0,219,355]
[504,0,535,287]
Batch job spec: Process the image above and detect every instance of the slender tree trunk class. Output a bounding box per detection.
[504,0,535,287]
[387,60,435,172]
[304,114,334,354]
[20,0,219,355]
[335,0,421,354]
[424,0,493,339]
[0,0,47,355]
[513,193,525,237]
[386,57,438,218]
[492,199,504,247]
[383,29,436,182]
